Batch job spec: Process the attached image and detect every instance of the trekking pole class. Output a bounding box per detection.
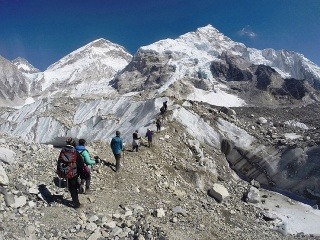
[122,149,125,166]
[66,178,69,191]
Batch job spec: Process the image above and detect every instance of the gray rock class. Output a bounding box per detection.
[172,206,188,216]
[0,147,16,164]
[4,193,15,207]
[208,183,230,202]
[0,165,9,186]
[246,187,260,204]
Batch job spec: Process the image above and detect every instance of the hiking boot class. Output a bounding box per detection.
[79,185,85,194]
[73,203,83,209]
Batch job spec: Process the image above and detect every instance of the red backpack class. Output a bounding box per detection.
[56,146,78,179]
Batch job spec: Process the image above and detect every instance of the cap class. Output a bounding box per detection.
[66,137,75,145]
[116,130,120,136]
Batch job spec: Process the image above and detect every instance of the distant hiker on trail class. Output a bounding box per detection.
[132,130,141,152]
[160,106,165,115]
[145,129,153,148]
[156,118,161,132]
[163,101,168,112]
[76,138,96,194]
[56,137,85,209]
[110,130,124,172]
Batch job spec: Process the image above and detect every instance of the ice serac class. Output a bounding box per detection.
[12,57,40,74]
[0,55,30,107]
[113,25,320,107]
[31,38,132,98]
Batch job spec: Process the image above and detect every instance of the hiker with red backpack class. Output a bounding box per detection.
[75,139,96,194]
[56,137,86,209]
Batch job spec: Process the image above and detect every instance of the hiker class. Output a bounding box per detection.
[163,101,168,112]
[56,137,85,209]
[156,118,161,132]
[145,129,153,148]
[75,138,96,194]
[132,130,141,152]
[160,106,165,115]
[110,130,124,172]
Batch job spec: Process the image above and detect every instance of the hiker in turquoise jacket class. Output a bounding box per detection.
[76,139,96,193]
[110,130,124,172]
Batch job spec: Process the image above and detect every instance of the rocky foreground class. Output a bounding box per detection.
[0,102,320,240]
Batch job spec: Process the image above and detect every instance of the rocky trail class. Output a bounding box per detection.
[0,105,320,240]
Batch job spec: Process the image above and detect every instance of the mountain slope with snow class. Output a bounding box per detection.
[28,38,132,98]
[0,55,31,107]
[12,57,40,74]
[113,25,320,107]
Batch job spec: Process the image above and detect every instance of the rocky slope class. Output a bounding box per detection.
[0,56,30,107]
[0,98,320,240]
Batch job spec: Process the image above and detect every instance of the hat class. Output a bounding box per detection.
[78,138,86,145]
[116,130,120,136]
[66,137,75,145]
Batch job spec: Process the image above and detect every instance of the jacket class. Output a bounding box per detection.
[146,130,153,141]
[75,145,96,167]
[110,136,124,154]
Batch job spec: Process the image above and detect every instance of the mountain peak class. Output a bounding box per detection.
[12,57,40,74]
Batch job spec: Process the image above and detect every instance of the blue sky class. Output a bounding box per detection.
[0,0,319,71]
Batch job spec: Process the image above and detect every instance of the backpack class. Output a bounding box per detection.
[79,149,91,178]
[56,146,78,179]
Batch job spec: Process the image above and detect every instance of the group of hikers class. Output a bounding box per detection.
[56,101,169,209]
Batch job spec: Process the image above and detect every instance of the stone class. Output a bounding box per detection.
[110,226,122,236]
[246,187,260,204]
[87,229,102,240]
[257,117,267,125]
[155,208,166,218]
[4,193,15,207]
[0,147,16,164]
[104,221,117,229]
[172,206,188,216]
[0,165,9,186]
[14,195,27,208]
[208,183,230,202]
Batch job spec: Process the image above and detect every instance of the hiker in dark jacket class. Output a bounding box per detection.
[58,137,85,208]
[76,139,96,194]
[145,129,153,148]
[110,130,124,172]
[163,101,168,112]
[156,118,161,132]
[132,130,141,152]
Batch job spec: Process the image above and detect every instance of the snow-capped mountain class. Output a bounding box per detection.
[12,57,40,74]
[28,38,132,98]
[113,25,320,106]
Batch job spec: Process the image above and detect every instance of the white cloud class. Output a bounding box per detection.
[238,25,257,39]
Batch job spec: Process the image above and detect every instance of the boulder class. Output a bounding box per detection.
[0,147,16,164]
[208,183,230,202]
[246,187,260,204]
[0,165,9,186]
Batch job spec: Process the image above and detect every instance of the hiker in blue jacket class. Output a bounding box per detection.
[76,139,96,194]
[110,130,124,172]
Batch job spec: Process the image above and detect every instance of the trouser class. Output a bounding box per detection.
[148,140,152,147]
[132,145,139,152]
[68,177,80,207]
[114,153,121,171]
[80,173,91,190]
[157,125,161,131]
